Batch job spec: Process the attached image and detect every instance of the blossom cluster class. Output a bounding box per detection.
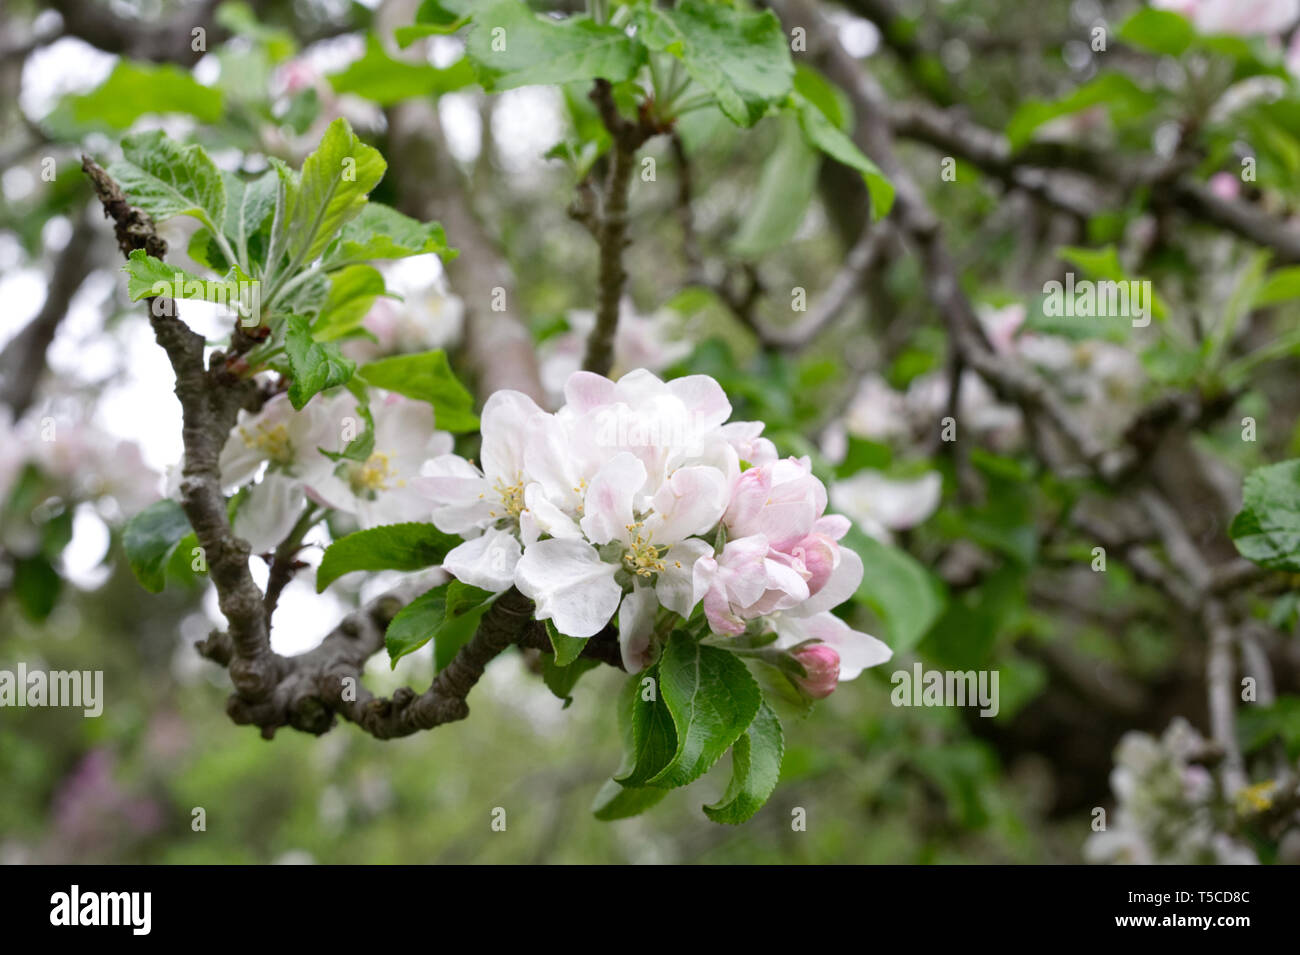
[218,389,450,552]
[415,369,892,685]
[1084,718,1258,865]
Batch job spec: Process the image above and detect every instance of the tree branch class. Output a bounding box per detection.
[581,79,657,376]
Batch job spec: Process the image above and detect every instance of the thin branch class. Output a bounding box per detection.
[0,206,96,418]
[582,79,657,376]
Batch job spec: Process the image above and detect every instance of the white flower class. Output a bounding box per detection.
[830,469,942,544]
[310,391,453,529]
[515,450,726,654]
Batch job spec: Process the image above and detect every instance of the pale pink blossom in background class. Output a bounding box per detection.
[1153,0,1300,36]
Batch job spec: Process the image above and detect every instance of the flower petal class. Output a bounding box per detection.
[578,452,646,545]
[443,527,522,593]
[618,583,658,672]
[515,538,622,638]
[655,537,712,618]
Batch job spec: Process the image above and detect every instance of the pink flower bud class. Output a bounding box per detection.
[794,644,840,699]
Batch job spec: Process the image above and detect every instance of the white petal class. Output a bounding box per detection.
[233,473,305,554]
[480,390,545,483]
[655,538,713,618]
[515,538,622,638]
[647,465,728,543]
[443,528,522,593]
[618,583,658,672]
[578,452,646,545]
[524,482,582,539]
[411,454,493,533]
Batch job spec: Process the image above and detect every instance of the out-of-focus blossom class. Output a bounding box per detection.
[830,469,943,544]
[1084,718,1258,865]
[1153,0,1300,36]
[537,302,691,406]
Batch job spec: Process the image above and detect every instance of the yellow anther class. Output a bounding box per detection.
[351,451,397,493]
[623,528,667,578]
[241,422,293,466]
[493,475,526,518]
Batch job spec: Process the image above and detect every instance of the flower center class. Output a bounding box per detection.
[350,451,401,494]
[490,476,526,519]
[623,522,666,578]
[241,423,293,466]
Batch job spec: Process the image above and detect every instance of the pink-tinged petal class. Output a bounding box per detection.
[655,538,713,617]
[796,545,863,615]
[443,528,521,593]
[618,584,658,672]
[667,374,732,430]
[563,370,619,413]
[648,465,728,542]
[578,452,646,545]
[782,612,892,680]
[480,389,546,482]
[723,467,771,534]
[515,538,622,638]
[717,535,773,608]
[701,580,746,635]
[813,514,851,541]
[788,533,838,595]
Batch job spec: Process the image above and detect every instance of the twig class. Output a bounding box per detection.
[582,79,658,375]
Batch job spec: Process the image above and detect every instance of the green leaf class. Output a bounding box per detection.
[649,632,762,790]
[437,581,497,669]
[1117,8,1194,56]
[466,2,645,91]
[56,62,223,132]
[324,202,454,267]
[703,700,783,824]
[12,556,61,621]
[312,265,386,341]
[385,580,496,667]
[282,118,387,269]
[546,619,589,666]
[1254,266,1300,307]
[792,92,894,219]
[1231,460,1300,573]
[730,114,818,259]
[108,130,227,232]
[284,315,356,409]
[122,251,259,322]
[591,778,669,820]
[223,169,278,268]
[123,500,193,593]
[614,666,679,787]
[842,527,945,654]
[638,0,793,127]
[317,522,462,591]
[357,350,479,432]
[1005,74,1156,151]
[329,33,475,104]
[396,0,479,46]
[543,655,600,707]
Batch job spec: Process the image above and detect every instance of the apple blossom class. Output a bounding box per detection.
[309,392,453,529]
[419,367,890,685]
